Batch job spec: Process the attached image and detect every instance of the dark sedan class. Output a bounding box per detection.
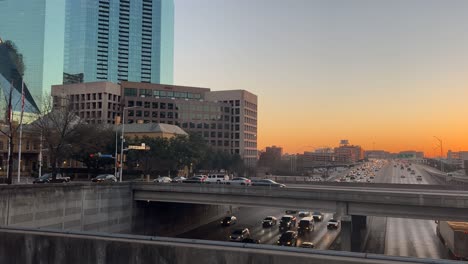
[277,231,298,246]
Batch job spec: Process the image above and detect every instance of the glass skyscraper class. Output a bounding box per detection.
[0,0,65,110]
[63,0,174,85]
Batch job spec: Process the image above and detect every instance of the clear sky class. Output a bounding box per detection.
[173,0,468,155]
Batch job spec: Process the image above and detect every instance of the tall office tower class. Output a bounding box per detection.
[0,0,65,111]
[63,0,174,85]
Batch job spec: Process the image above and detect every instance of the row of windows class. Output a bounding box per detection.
[244,117,256,125]
[244,133,256,140]
[180,122,230,131]
[69,93,119,102]
[221,100,241,107]
[78,111,103,119]
[245,100,257,110]
[179,113,228,122]
[124,88,202,99]
[244,141,257,148]
[244,108,257,118]
[128,110,177,119]
[244,124,257,133]
[0,141,39,151]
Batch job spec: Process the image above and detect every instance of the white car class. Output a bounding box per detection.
[327,219,340,229]
[154,176,172,183]
[205,174,230,184]
[228,177,252,185]
[298,211,311,217]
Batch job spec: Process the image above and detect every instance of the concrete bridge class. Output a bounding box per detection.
[1,182,467,261]
[133,183,468,221]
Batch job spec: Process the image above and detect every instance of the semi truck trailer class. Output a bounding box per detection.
[436,221,468,260]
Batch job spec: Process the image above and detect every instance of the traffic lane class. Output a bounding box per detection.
[383,163,447,259]
[177,207,338,249]
[176,207,284,242]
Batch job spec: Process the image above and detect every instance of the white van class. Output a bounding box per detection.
[205,173,230,184]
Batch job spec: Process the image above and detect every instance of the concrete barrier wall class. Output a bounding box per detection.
[0,183,133,233]
[1,227,458,264]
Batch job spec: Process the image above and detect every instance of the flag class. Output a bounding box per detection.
[21,79,25,113]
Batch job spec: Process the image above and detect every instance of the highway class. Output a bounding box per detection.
[177,207,340,249]
[369,161,448,259]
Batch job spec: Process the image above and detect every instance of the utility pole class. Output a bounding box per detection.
[433,136,443,172]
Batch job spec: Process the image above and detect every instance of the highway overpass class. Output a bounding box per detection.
[133,183,468,221]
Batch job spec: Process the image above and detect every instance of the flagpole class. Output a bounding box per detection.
[17,79,25,183]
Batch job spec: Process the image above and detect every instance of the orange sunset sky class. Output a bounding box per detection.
[173,0,468,156]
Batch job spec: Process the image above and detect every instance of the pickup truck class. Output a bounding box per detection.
[436,221,468,260]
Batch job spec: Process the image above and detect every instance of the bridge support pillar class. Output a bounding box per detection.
[340,215,367,252]
[351,215,367,251]
[340,215,352,251]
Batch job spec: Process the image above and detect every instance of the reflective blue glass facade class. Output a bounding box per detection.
[64,0,174,85]
[0,0,65,110]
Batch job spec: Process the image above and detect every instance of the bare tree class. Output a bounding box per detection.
[0,40,26,184]
[30,96,83,179]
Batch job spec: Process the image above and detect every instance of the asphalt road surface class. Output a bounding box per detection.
[368,162,448,259]
[177,206,340,249]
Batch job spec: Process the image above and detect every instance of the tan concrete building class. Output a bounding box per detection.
[52,82,122,124]
[0,124,41,177]
[205,90,258,167]
[51,81,258,167]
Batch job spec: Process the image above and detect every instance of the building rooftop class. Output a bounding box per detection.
[118,123,188,136]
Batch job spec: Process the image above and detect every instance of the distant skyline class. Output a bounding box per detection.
[173,0,468,156]
[2,0,468,156]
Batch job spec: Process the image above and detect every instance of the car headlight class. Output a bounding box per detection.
[287,242,291,245]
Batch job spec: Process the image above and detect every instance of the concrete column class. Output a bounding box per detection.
[352,215,367,230]
[340,215,352,251]
[351,215,366,251]
[335,201,348,219]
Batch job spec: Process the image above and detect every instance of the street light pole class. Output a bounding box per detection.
[119,106,136,182]
[433,136,444,172]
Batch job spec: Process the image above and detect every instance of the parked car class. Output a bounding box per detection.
[205,174,230,184]
[153,176,172,183]
[277,231,298,246]
[230,228,250,242]
[91,174,117,183]
[298,211,311,217]
[312,211,324,221]
[279,215,297,231]
[228,177,252,186]
[327,219,340,229]
[285,210,298,214]
[416,175,423,181]
[183,175,207,184]
[401,175,405,178]
[241,238,260,244]
[300,242,315,248]
[221,216,237,226]
[262,216,278,227]
[33,173,70,184]
[298,217,314,235]
[251,179,286,187]
[171,176,186,183]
